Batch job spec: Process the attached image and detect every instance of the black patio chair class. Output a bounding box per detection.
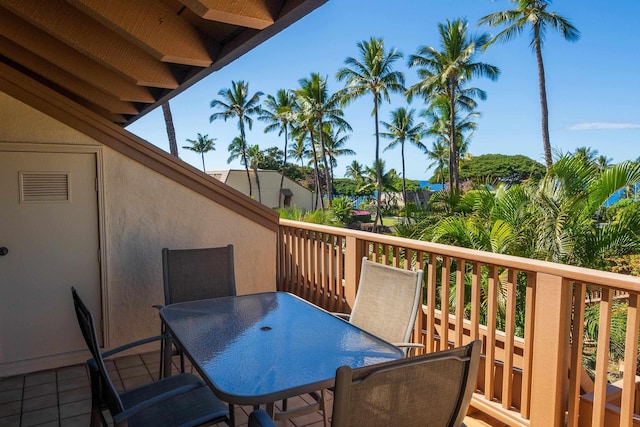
[158,244,236,377]
[72,287,229,427]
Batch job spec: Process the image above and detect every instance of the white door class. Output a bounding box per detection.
[0,149,102,374]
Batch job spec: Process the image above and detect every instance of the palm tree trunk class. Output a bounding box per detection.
[374,94,383,228]
[253,166,262,203]
[449,81,459,191]
[239,120,252,197]
[318,119,333,206]
[162,102,178,157]
[278,126,288,208]
[308,129,324,210]
[401,141,407,210]
[201,153,205,172]
[535,24,553,169]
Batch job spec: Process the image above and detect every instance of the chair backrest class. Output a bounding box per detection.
[349,258,423,346]
[332,340,482,427]
[162,244,236,305]
[71,287,125,415]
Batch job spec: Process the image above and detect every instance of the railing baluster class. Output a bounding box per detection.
[620,293,639,427]
[485,265,498,402]
[567,281,586,427]
[440,256,451,349]
[592,288,612,427]
[426,252,437,353]
[520,271,535,419]
[455,258,465,347]
[470,262,480,341]
[502,269,517,409]
[392,246,399,268]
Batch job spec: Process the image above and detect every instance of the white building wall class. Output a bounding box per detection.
[0,92,276,356]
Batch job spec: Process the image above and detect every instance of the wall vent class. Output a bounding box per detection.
[19,172,71,203]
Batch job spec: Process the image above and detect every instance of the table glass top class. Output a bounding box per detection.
[160,292,404,403]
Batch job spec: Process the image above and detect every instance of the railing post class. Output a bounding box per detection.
[529,273,572,426]
[343,235,364,309]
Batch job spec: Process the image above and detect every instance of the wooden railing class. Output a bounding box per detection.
[277,219,640,427]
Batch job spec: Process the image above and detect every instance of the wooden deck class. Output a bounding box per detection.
[0,350,506,426]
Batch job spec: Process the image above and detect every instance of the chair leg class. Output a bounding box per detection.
[162,336,174,378]
[320,389,329,427]
[90,399,105,427]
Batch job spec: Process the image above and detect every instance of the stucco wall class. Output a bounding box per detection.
[224,170,315,211]
[1,92,277,350]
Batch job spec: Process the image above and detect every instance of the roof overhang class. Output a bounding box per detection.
[1,0,328,126]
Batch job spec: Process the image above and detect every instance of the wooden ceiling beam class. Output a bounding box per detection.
[65,0,213,67]
[1,37,139,116]
[2,0,179,89]
[180,0,275,29]
[0,10,155,104]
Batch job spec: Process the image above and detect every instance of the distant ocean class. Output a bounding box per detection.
[416,180,636,206]
[417,180,443,191]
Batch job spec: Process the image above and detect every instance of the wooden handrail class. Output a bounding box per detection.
[277,219,640,427]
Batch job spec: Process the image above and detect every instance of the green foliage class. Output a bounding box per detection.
[255,146,284,170]
[333,178,360,197]
[331,197,354,223]
[459,154,545,185]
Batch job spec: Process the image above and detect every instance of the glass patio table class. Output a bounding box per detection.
[159,292,404,422]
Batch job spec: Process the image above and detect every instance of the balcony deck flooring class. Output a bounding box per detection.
[0,351,506,426]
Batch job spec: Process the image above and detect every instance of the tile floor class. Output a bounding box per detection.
[0,351,503,427]
[0,351,330,427]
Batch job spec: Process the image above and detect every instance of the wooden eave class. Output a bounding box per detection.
[0,0,327,126]
[0,0,328,231]
[0,61,280,232]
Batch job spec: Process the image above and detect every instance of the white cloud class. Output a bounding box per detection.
[568,122,640,130]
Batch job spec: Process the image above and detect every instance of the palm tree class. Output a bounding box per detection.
[210,80,263,198]
[380,107,425,205]
[426,140,449,187]
[422,95,479,184]
[259,89,295,207]
[227,136,243,165]
[345,160,364,183]
[246,144,263,203]
[292,87,324,209]
[408,19,499,191]
[182,133,215,172]
[573,146,598,163]
[595,155,612,174]
[162,102,178,157]
[324,124,355,196]
[296,73,351,205]
[287,132,309,167]
[337,37,405,227]
[479,1,580,169]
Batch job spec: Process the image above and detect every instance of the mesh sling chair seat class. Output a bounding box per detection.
[158,244,236,377]
[277,258,424,425]
[71,287,229,427]
[249,340,482,427]
[341,257,425,355]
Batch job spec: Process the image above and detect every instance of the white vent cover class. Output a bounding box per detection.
[19,171,71,203]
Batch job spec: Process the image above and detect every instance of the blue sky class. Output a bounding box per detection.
[126,0,640,181]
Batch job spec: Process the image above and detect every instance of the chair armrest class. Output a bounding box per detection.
[331,312,350,321]
[112,381,204,423]
[393,342,425,357]
[101,335,166,358]
[249,409,276,427]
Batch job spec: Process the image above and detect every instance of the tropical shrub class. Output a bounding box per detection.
[331,197,354,224]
